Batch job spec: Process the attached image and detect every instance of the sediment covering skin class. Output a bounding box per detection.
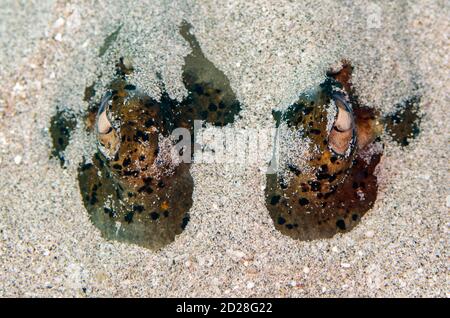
[0,0,448,297]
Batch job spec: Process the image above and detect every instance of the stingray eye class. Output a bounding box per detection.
[96,93,120,159]
[328,93,355,156]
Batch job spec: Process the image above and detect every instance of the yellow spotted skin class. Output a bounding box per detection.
[266,64,383,240]
[78,82,193,250]
[78,21,242,249]
[276,84,357,196]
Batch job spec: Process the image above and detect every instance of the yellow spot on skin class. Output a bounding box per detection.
[161,201,169,210]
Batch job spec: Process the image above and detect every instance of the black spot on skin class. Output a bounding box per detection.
[193,84,204,95]
[287,164,301,176]
[112,164,122,170]
[122,157,131,167]
[352,214,359,221]
[308,180,321,192]
[124,84,136,90]
[138,185,153,194]
[299,198,309,206]
[200,110,208,120]
[163,211,169,217]
[139,155,146,161]
[316,172,331,180]
[124,211,134,223]
[181,215,190,230]
[150,212,159,220]
[143,177,152,184]
[286,224,294,230]
[133,205,145,213]
[278,217,286,225]
[80,163,93,171]
[320,165,328,173]
[157,180,165,188]
[144,118,155,128]
[208,103,217,112]
[103,207,115,218]
[135,130,150,142]
[123,170,139,177]
[271,195,281,205]
[303,107,313,115]
[89,194,98,205]
[309,129,321,135]
[279,178,288,189]
[336,219,346,230]
[330,156,338,163]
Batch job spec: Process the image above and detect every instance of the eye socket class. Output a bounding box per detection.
[96,92,120,159]
[328,93,355,156]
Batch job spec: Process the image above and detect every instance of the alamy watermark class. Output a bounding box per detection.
[168,120,281,174]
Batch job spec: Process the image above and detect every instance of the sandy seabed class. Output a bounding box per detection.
[0,0,448,297]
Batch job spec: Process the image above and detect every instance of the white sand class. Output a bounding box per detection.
[0,0,448,297]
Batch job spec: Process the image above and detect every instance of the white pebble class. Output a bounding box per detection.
[246,282,255,289]
[365,230,375,238]
[52,17,65,29]
[226,249,245,261]
[341,262,351,268]
[303,266,310,274]
[14,155,22,165]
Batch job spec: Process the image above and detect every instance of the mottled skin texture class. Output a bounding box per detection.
[49,108,77,167]
[74,23,420,246]
[79,81,194,250]
[78,22,241,249]
[266,63,384,240]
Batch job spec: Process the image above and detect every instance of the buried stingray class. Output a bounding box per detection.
[78,21,241,250]
[266,62,422,241]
